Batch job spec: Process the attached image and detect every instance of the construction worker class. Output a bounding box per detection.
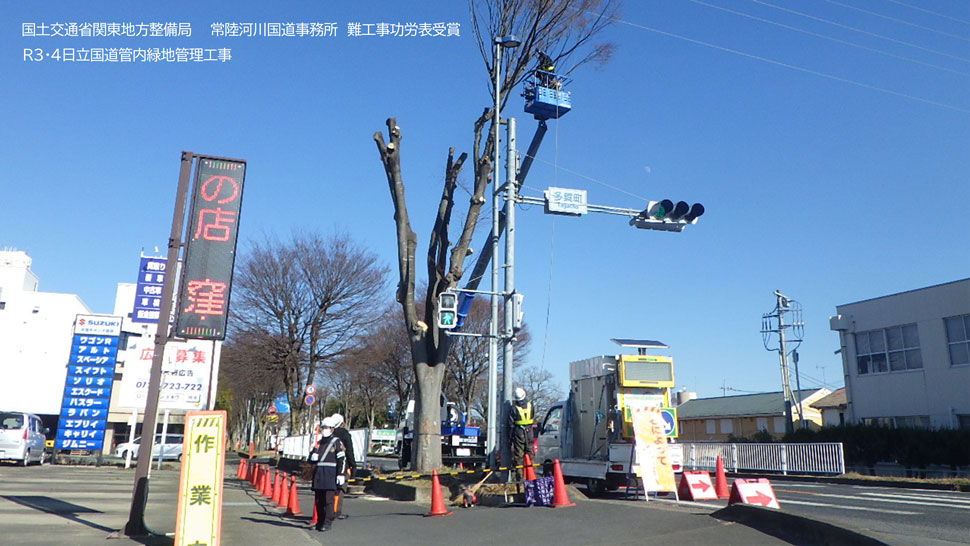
[309,417,346,532]
[329,413,355,520]
[536,51,558,89]
[508,387,534,482]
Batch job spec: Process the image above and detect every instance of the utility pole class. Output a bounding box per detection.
[501,117,517,474]
[761,290,804,435]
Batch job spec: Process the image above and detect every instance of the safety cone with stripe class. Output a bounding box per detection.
[425,470,452,517]
[551,459,575,508]
[523,452,537,481]
[262,468,275,498]
[715,455,730,499]
[285,475,303,517]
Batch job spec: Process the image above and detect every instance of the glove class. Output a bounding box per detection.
[337,475,346,486]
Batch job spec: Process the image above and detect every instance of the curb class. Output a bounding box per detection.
[711,504,889,546]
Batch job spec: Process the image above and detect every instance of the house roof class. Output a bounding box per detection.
[811,387,846,409]
[676,389,828,419]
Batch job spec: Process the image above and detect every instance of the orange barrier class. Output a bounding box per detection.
[285,475,303,516]
[523,453,537,481]
[715,455,730,499]
[425,470,452,517]
[550,459,575,508]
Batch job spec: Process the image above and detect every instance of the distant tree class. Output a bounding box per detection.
[230,231,387,433]
[514,364,563,421]
[374,0,617,472]
[217,329,286,449]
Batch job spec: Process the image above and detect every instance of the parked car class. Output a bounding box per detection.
[0,411,48,466]
[115,434,184,461]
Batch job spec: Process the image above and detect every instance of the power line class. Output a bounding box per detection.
[883,0,970,26]
[749,0,970,63]
[609,15,970,113]
[687,0,970,76]
[822,0,970,42]
[521,155,652,202]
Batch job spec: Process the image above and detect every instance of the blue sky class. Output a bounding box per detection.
[3,1,968,400]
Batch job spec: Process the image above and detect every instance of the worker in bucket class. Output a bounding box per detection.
[309,417,346,532]
[508,387,534,482]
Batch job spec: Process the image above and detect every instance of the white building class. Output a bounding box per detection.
[830,279,970,429]
[0,250,90,416]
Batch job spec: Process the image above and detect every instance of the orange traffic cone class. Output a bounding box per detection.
[309,499,318,526]
[285,475,303,516]
[523,452,537,481]
[550,459,575,508]
[264,469,277,498]
[235,459,245,479]
[715,455,730,499]
[259,466,269,496]
[425,470,452,517]
[276,473,289,509]
[271,471,282,504]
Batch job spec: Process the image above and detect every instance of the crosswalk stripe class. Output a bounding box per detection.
[781,499,920,515]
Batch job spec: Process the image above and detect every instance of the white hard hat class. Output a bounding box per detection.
[321,417,335,428]
[330,413,344,427]
[514,387,526,401]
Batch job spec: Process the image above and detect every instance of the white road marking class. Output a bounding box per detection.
[779,490,969,509]
[781,499,920,515]
[859,492,970,505]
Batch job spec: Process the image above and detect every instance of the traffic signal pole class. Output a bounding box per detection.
[501,117,517,475]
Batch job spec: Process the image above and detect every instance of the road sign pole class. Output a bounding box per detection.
[126,151,193,537]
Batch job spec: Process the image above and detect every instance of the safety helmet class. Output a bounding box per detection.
[331,413,344,428]
[321,416,336,429]
[514,387,526,402]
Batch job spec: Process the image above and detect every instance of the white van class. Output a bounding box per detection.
[0,411,48,466]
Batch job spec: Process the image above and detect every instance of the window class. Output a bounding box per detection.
[542,407,561,433]
[773,417,786,433]
[855,324,921,375]
[894,416,930,429]
[719,419,733,434]
[756,417,768,432]
[944,315,970,367]
[705,420,715,434]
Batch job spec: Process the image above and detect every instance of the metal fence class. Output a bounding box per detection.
[672,442,845,475]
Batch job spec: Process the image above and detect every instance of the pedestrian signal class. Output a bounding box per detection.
[438,291,458,329]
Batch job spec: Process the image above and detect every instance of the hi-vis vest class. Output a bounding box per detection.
[513,402,533,426]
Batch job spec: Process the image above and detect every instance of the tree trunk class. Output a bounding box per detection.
[413,358,446,471]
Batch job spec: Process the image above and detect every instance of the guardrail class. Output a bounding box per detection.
[671,442,845,476]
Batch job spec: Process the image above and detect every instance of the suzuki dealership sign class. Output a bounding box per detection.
[117,334,213,411]
[55,315,123,450]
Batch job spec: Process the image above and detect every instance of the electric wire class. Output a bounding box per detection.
[748,0,970,63]
[883,0,970,26]
[821,0,970,42]
[608,14,970,114]
[687,0,970,76]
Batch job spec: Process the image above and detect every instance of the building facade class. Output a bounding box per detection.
[676,389,829,442]
[830,279,970,429]
[0,250,90,421]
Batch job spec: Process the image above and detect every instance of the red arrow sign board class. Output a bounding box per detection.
[677,471,718,500]
[728,478,780,509]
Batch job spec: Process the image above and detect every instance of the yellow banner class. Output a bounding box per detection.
[629,404,675,492]
[175,410,227,546]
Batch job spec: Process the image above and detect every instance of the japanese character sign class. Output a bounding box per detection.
[174,410,226,546]
[175,157,246,340]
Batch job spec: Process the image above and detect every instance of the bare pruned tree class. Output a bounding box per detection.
[218,329,287,450]
[230,231,387,433]
[515,364,564,422]
[374,0,617,471]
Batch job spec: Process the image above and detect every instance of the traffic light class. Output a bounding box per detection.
[630,200,705,232]
[437,291,458,329]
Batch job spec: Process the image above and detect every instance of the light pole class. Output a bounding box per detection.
[488,34,519,470]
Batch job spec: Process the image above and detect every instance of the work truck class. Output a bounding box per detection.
[535,339,681,495]
[395,394,486,470]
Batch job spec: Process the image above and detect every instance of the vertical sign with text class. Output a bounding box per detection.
[175,157,246,340]
[629,404,676,492]
[174,410,226,546]
[55,315,122,450]
[131,256,168,323]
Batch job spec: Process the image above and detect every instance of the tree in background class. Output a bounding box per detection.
[515,364,563,422]
[217,329,286,450]
[373,0,617,472]
[228,231,387,434]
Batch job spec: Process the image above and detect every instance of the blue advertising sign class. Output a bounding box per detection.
[131,256,167,323]
[55,315,121,451]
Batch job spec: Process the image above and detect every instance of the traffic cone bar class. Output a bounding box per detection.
[425,470,453,517]
[551,459,575,508]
